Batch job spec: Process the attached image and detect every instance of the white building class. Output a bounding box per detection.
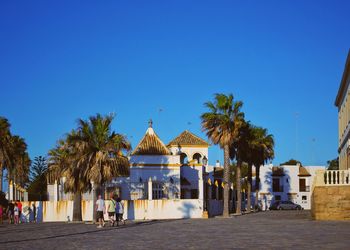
[107,122,210,201]
[255,164,325,210]
[47,122,222,204]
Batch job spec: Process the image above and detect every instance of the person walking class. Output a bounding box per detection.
[32,203,36,223]
[14,203,19,225]
[115,197,125,226]
[96,194,105,228]
[0,204,3,224]
[7,201,14,224]
[107,194,116,226]
[17,200,22,223]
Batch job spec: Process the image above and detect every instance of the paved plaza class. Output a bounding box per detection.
[1,211,350,249]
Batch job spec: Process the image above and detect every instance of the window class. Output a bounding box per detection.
[275,195,281,201]
[299,179,306,192]
[152,182,164,199]
[180,153,188,164]
[192,153,202,164]
[191,189,198,199]
[302,196,307,200]
[273,178,282,192]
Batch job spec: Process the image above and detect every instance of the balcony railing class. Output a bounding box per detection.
[324,170,350,185]
[299,186,310,192]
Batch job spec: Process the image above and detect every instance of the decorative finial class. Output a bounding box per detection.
[148,119,153,128]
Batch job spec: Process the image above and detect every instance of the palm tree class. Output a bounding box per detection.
[252,127,274,210]
[0,117,13,192]
[0,117,31,196]
[8,136,28,191]
[48,114,131,221]
[201,94,244,217]
[232,121,252,214]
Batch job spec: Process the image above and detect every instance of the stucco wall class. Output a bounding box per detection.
[20,199,204,222]
[312,186,350,220]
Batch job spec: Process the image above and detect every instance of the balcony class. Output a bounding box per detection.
[299,186,310,192]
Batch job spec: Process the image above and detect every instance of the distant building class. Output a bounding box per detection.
[254,164,325,210]
[47,122,223,204]
[335,50,350,170]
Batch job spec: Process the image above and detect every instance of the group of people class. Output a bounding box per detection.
[0,201,36,225]
[96,194,124,228]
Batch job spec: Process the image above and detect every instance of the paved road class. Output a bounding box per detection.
[0,211,350,249]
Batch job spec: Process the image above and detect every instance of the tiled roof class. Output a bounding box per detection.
[132,126,170,155]
[298,166,311,176]
[272,167,285,176]
[167,130,209,147]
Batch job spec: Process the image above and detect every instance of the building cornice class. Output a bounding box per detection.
[335,50,350,107]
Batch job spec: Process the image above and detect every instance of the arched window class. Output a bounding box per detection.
[180,153,188,164]
[193,153,202,164]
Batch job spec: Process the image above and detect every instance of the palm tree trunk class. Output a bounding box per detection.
[0,163,3,192]
[247,163,252,213]
[255,165,260,210]
[72,192,82,221]
[223,145,230,217]
[7,170,11,200]
[235,160,242,214]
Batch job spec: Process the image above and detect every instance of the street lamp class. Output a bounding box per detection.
[202,156,208,166]
[202,156,209,217]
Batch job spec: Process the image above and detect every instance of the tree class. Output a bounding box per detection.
[0,117,12,192]
[0,117,31,195]
[327,158,339,170]
[253,127,274,210]
[27,156,48,201]
[201,94,244,217]
[48,114,131,221]
[231,120,251,214]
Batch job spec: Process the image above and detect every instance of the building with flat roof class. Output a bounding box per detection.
[335,50,350,170]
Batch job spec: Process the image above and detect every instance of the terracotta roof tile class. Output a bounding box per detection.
[167,130,209,147]
[132,127,170,155]
[298,166,311,176]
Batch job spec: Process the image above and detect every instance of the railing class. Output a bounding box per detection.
[130,182,148,200]
[324,170,350,185]
[299,186,310,192]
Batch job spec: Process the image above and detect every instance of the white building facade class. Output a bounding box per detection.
[254,164,325,210]
[46,122,225,219]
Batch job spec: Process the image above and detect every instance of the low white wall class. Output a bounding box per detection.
[122,199,203,220]
[21,201,94,222]
[21,199,205,222]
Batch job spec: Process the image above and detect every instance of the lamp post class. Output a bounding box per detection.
[202,156,209,217]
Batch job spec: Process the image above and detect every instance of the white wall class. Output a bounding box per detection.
[21,199,204,222]
[130,155,181,165]
[168,146,208,164]
[255,164,325,210]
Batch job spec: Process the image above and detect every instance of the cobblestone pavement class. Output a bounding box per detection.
[1,211,350,249]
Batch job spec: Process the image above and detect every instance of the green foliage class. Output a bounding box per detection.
[327,158,339,170]
[30,156,48,182]
[27,156,48,200]
[0,116,31,189]
[230,162,248,190]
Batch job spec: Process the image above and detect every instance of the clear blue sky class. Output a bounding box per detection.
[1,1,349,172]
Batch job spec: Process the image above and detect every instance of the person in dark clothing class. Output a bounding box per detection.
[7,202,14,224]
[32,203,36,223]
